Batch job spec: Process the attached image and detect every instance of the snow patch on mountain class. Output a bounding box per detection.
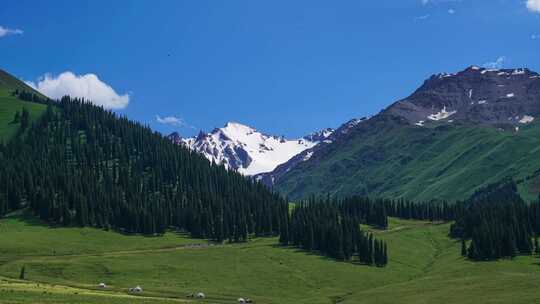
[519,115,535,124]
[303,151,314,161]
[427,107,457,121]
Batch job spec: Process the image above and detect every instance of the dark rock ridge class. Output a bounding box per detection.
[386,66,540,127]
[167,132,183,145]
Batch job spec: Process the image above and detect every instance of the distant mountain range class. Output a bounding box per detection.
[168,65,540,202]
[257,66,540,201]
[168,122,334,175]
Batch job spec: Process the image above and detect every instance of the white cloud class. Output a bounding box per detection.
[482,56,506,69]
[27,72,129,109]
[527,0,540,13]
[156,115,194,129]
[0,26,23,37]
[415,14,431,20]
[448,8,456,14]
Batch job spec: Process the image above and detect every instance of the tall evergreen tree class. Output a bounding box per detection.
[20,107,29,131]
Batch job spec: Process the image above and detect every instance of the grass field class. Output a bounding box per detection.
[0,213,539,304]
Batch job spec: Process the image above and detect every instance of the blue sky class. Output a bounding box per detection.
[1,0,539,138]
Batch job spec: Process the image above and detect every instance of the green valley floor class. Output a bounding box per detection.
[0,212,538,304]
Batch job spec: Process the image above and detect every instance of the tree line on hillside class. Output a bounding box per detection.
[12,89,52,104]
[0,92,288,242]
[382,198,461,222]
[450,179,540,260]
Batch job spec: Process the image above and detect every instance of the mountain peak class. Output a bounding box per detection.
[167,132,182,144]
[386,65,540,127]
[225,121,250,128]
[221,121,258,138]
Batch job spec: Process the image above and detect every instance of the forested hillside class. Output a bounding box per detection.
[0,88,288,240]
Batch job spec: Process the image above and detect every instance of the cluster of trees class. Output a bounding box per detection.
[451,180,540,260]
[340,196,389,228]
[280,197,388,267]
[0,95,288,242]
[11,108,30,131]
[12,89,49,104]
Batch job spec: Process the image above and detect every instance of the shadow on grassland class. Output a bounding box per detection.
[3,208,191,239]
[270,243,384,267]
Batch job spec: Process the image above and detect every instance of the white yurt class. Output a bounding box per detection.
[129,286,143,293]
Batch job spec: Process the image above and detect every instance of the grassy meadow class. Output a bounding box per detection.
[0,213,539,304]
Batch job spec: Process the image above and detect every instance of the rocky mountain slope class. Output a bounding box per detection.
[260,66,540,201]
[169,122,334,175]
[386,66,540,128]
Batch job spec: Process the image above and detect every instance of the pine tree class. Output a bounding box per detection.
[383,242,388,266]
[19,266,26,280]
[12,111,20,124]
[461,239,467,257]
[20,108,30,131]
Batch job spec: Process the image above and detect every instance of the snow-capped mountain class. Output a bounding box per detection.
[168,122,334,176]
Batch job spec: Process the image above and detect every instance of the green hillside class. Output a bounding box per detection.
[0,212,538,304]
[0,70,287,245]
[274,117,540,202]
[0,69,47,141]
